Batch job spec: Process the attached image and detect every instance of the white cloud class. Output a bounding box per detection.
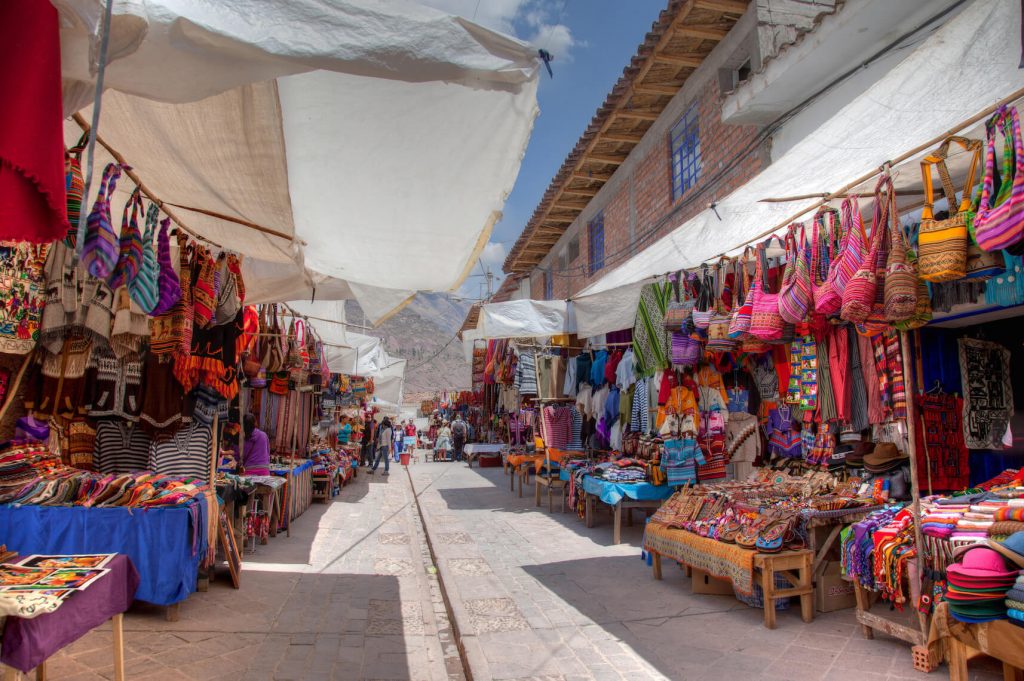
[415,0,578,61]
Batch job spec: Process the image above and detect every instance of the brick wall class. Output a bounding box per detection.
[544,76,768,298]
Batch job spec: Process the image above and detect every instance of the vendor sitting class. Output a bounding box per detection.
[223,415,272,476]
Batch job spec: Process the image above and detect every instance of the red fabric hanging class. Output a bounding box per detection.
[0,0,68,243]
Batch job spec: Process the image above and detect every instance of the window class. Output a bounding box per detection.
[545,269,554,300]
[588,213,605,274]
[567,235,580,263]
[671,102,701,201]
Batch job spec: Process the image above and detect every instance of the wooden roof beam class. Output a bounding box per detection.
[601,131,645,144]
[633,84,681,97]
[653,53,704,68]
[553,199,590,210]
[544,216,578,223]
[562,187,599,197]
[583,154,628,165]
[571,170,612,182]
[674,23,731,40]
[614,109,661,122]
[694,0,749,15]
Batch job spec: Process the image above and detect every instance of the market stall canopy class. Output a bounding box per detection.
[56,0,540,323]
[578,0,1024,298]
[480,299,576,339]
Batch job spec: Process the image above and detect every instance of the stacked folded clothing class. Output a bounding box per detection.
[1007,573,1024,628]
[987,531,1024,627]
[945,545,1018,624]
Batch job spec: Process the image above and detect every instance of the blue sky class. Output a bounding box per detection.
[417,0,668,300]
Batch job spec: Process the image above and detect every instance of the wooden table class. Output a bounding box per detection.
[927,602,1024,680]
[646,525,814,629]
[2,614,124,681]
[585,494,664,545]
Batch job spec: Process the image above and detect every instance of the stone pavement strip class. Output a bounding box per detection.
[40,460,1008,680]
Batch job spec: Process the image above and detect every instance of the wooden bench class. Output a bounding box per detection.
[650,544,814,629]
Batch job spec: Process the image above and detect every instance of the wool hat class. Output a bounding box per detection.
[989,531,1024,569]
[948,547,1018,580]
[864,442,906,467]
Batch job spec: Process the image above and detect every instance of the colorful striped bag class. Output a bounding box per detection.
[82,163,122,280]
[974,105,1024,252]
[728,249,755,339]
[810,206,841,315]
[882,175,919,321]
[779,224,811,324]
[819,197,866,314]
[750,240,786,341]
[129,203,161,313]
[110,186,144,289]
[918,136,980,282]
[841,177,889,323]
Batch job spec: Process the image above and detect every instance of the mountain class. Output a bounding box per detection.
[345,293,473,403]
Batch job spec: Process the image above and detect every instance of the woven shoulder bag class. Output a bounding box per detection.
[811,206,842,315]
[841,178,887,323]
[749,240,786,341]
[882,177,918,321]
[974,105,1024,252]
[728,249,755,339]
[778,224,811,324]
[918,136,981,282]
[82,163,122,280]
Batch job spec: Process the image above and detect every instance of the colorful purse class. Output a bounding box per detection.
[128,203,161,313]
[82,163,122,280]
[663,272,694,331]
[109,186,144,289]
[883,177,918,321]
[728,250,755,339]
[841,177,888,323]
[811,206,842,315]
[918,136,981,282]
[150,216,181,316]
[671,332,702,367]
[691,266,714,329]
[750,240,786,341]
[778,224,812,324]
[974,105,1024,253]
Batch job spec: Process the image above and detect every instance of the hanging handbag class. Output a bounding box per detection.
[883,184,918,320]
[811,206,842,315]
[128,202,161,313]
[728,250,755,339]
[820,196,867,315]
[691,265,714,329]
[974,105,1024,252]
[663,272,694,331]
[109,186,144,289]
[262,305,285,374]
[82,163,123,280]
[894,238,933,331]
[749,239,786,341]
[918,136,982,282]
[671,332,702,367]
[706,261,736,352]
[778,224,812,324]
[841,177,888,323]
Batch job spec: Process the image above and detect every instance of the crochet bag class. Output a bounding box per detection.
[129,203,160,313]
[918,136,981,282]
[974,105,1024,252]
[749,240,786,341]
[110,186,144,289]
[841,178,888,323]
[882,176,918,321]
[150,216,181,316]
[810,207,842,315]
[728,250,755,339]
[691,266,714,329]
[671,332,702,368]
[778,224,811,324]
[82,163,122,280]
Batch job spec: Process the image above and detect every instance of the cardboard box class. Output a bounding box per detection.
[691,568,735,595]
[815,561,856,612]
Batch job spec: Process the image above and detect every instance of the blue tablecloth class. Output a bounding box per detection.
[580,476,674,506]
[0,499,208,607]
[271,459,314,476]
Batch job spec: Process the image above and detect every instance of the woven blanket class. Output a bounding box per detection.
[644,522,755,595]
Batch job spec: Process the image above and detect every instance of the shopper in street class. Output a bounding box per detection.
[436,420,452,460]
[360,418,374,467]
[370,417,393,475]
[451,415,468,462]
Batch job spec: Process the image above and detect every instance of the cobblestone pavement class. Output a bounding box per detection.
[38,459,1007,680]
[44,464,461,681]
[408,462,1005,681]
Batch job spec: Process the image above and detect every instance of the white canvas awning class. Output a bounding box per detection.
[579,0,1024,297]
[480,299,575,339]
[57,0,540,322]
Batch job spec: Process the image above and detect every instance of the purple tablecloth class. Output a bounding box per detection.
[1,554,139,672]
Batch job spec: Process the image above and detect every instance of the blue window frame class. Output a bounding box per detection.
[544,270,553,300]
[588,213,605,274]
[670,103,701,201]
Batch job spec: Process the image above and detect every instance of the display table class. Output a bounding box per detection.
[0,501,208,607]
[271,460,314,527]
[928,602,1024,680]
[1,554,139,677]
[577,475,673,545]
[507,453,542,495]
[244,476,286,541]
[463,443,507,467]
[644,523,814,629]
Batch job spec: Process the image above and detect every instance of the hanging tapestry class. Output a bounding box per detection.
[914,393,969,492]
[958,338,1013,449]
[633,282,672,377]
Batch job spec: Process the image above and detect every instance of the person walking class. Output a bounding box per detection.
[370,417,393,475]
[451,415,468,463]
[436,420,452,461]
[360,418,374,467]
